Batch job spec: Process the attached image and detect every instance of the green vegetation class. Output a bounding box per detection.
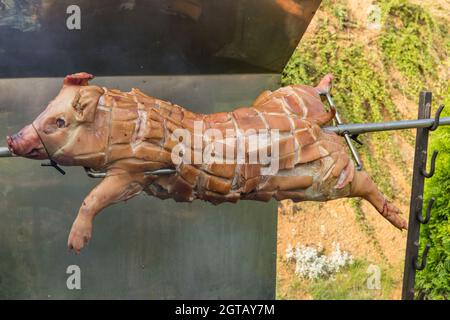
[282,0,448,192]
[379,0,447,98]
[278,260,396,300]
[379,0,450,300]
[310,261,396,299]
[281,0,449,299]
[417,93,450,300]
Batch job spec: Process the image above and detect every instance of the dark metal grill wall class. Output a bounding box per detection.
[0,0,320,77]
[0,0,321,299]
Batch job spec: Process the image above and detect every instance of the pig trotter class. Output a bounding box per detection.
[380,200,407,231]
[349,170,407,230]
[68,173,144,253]
[315,73,334,94]
[68,215,93,255]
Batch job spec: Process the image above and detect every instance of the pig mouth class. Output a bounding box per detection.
[6,137,48,160]
[6,125,49,160]
[23,147,47,159]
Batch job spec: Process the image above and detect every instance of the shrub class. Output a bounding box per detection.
[416,92,450,300]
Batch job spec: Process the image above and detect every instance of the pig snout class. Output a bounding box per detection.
[7,125,48,160]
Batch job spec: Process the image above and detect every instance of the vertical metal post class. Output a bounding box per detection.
[402,91,433,300]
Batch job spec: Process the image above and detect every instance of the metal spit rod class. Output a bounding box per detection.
[84,167,176,178]
[1,115,448,176]
[0,148,11,157]
[1,120,448,155]
[323,116,450,135]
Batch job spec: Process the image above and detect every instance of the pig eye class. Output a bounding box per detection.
[56,118,66,128]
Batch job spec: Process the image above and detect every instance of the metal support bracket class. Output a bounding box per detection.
[421,150,438,178]
[416,196,434,224]
[84,167,176,178]
[322,93,364,170]
[414,243,431,271]
[401,91,443,300]
[41,160,66,175]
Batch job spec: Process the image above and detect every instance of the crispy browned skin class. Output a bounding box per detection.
[6,73,407,253]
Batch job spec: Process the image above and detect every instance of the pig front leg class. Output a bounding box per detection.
[68,173,144,254]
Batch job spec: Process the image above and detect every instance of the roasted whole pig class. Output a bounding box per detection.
[6,73,407,253]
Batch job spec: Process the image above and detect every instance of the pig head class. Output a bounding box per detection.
[8,73,107,168]
[6,72,407,254]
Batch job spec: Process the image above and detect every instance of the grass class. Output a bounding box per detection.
[278,260,396,300]
[379,0,447,99]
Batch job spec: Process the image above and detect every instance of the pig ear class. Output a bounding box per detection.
[73,86,104,123]
[64,72,94,86]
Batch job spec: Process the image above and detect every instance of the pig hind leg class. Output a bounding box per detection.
[349,170,407,230]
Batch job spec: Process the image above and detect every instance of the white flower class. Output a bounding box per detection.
[285,243,353,280]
